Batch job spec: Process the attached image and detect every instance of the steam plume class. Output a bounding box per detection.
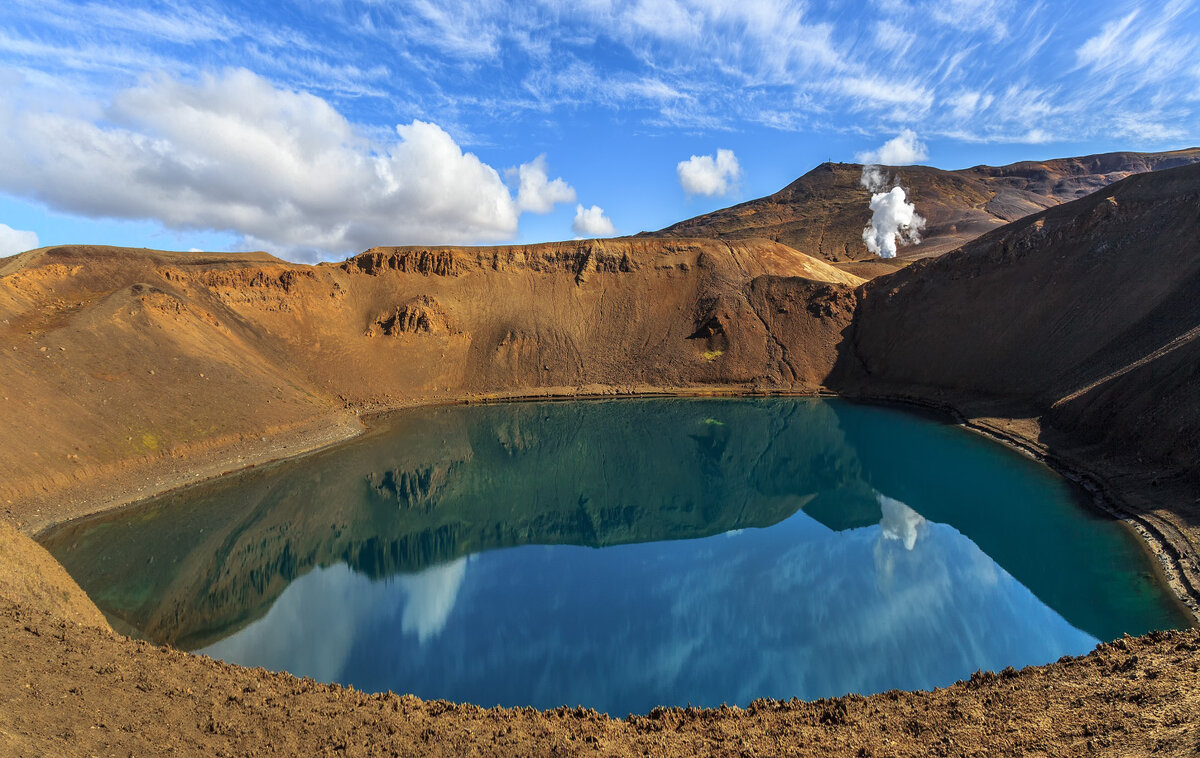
[861,181,926,258]
[859,165,921,260]
[857,132,927,259]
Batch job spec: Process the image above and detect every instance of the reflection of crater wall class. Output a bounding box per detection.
[43,399,867,649]
[368,462,459,512]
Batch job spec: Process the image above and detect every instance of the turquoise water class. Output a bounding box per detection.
[43,398,1191,715]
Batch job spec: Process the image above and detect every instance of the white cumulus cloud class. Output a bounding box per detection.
[676,148,741,197]
[0,223,39,256]
[510,154,576,213]
[0,68,571,262]
[855,129,929,166]
[572,204,616,237]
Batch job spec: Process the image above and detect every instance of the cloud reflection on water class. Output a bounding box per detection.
[202,555,469,679]
[202,493,1098,714]
[879,494,925,551]
[397,557,468,643]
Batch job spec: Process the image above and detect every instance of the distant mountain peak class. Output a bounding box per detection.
[652,148,1200,272]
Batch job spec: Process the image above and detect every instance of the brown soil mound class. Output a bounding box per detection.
[0,522,106,629]
[655,148,1200,264]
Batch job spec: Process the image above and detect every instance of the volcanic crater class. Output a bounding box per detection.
[3,150,1200,756]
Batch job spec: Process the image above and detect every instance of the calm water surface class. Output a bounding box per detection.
[43,399,1191,715]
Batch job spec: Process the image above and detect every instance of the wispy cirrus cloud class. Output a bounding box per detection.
[5,0,238,43]
[1074,1,1199,96]
[5,0,1198,146]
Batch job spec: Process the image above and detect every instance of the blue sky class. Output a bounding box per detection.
[1,0,1198,261]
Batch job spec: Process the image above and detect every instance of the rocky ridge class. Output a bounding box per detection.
[655,148,1200,269]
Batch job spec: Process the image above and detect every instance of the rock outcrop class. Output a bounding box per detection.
[366,296,457,336]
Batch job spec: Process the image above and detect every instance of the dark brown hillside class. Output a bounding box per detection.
[844,161,1200,423]
[655,148,1200,267]
[839,161,1200,608]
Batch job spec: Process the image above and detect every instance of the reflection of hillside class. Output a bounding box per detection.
[44,399,869,650]
[201,492,1099,713]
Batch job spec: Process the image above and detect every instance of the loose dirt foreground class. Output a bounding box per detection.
[2,595,1199,757]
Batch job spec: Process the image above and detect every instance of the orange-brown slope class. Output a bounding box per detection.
[0,238,860,531]
[0,521,106,629]
[654,148,1200,265]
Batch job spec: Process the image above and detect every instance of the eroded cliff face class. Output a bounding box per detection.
[0,238,861,523]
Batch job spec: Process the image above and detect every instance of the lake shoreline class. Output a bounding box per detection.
[4,387,1200,755]
[21,384,1200,627]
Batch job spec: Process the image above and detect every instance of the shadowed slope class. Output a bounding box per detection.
[844,161,1200,440]
[837,161,1200,607]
